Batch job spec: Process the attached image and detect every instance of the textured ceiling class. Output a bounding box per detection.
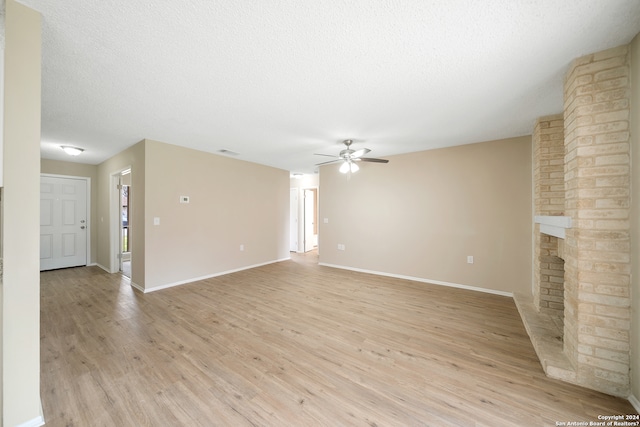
[19,0,640,173]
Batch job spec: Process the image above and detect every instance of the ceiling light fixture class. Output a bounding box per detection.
[315,139,387,174]
[339,161,359,174]
[61,146,84,156]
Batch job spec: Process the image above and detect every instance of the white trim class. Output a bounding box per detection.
[318,263,514,297]
[130,281,144,293]
[301,186,319,253]
[629,394,640,413]
[109,173,118,272]
[534,215,572,239]
[15,407,44,427]
[110,166,131,274]
[141,257,291,293]
[290,188,298,252]
[15,416,44,427]
[534,215,572,228]
[96,263,111,273]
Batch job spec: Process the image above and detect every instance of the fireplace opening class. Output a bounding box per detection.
[537,234,565,337]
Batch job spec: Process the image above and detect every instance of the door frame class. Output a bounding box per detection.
[109,166,131,274]
[40,173,91,267]
[290,188,298,252]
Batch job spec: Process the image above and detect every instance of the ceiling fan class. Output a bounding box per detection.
[315,139,389,173]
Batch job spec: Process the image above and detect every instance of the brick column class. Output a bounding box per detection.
[533,115,565,315]
[563,45,631,396]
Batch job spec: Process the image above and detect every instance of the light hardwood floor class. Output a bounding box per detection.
[40,252,637,426]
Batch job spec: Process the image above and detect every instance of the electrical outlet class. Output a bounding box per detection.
[180,195,190,203]
[240,244,244,251]
[153,217,160,225]
[467,255,474,264]
[338,244,345,251]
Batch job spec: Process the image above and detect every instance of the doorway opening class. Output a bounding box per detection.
[289,173,319,256]
[120,171,131,278]
[303,188,318,252]
[110,167,132,277]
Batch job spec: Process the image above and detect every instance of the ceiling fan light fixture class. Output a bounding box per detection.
[339,161,359,174]
[61,145,84,156]
[315,139,387,173]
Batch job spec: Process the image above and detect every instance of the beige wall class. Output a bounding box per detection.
[97,140,146,286]
[41,159,99,265]
[93,138,290,291]
[144,140,290,290]
[630,33,640,404]
[319,136,532,295]
[2,1,42,425]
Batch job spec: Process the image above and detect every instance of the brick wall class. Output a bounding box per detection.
[539,236,565,316]
[534,115,566,216]
[533,115,565,315]
[563,45,631,396]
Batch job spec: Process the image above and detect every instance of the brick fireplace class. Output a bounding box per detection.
[516,45,631,397]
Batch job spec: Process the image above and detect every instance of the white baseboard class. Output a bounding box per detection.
[318,262,513,298]
[142,257,291,293]
[129,280,144,293]
[16,401,44,427]
[15,416,44,427]
[629,393,640,413]
[96,263,111,273]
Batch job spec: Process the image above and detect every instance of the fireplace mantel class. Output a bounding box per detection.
[534,215,572,239]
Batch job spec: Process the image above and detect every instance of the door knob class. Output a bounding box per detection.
[81,226,85,229]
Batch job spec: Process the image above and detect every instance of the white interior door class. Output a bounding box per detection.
[40,176,88,271]
[304,189,315,252]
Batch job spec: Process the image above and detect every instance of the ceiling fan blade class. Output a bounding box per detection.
[357,157,389,163]
[314,153,340,158]
[315,159,342,166]
[351,148,371,158]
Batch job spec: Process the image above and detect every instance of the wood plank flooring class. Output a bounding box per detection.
[40,252,637,426]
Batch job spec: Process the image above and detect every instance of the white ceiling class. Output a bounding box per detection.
[19,0,640,174]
